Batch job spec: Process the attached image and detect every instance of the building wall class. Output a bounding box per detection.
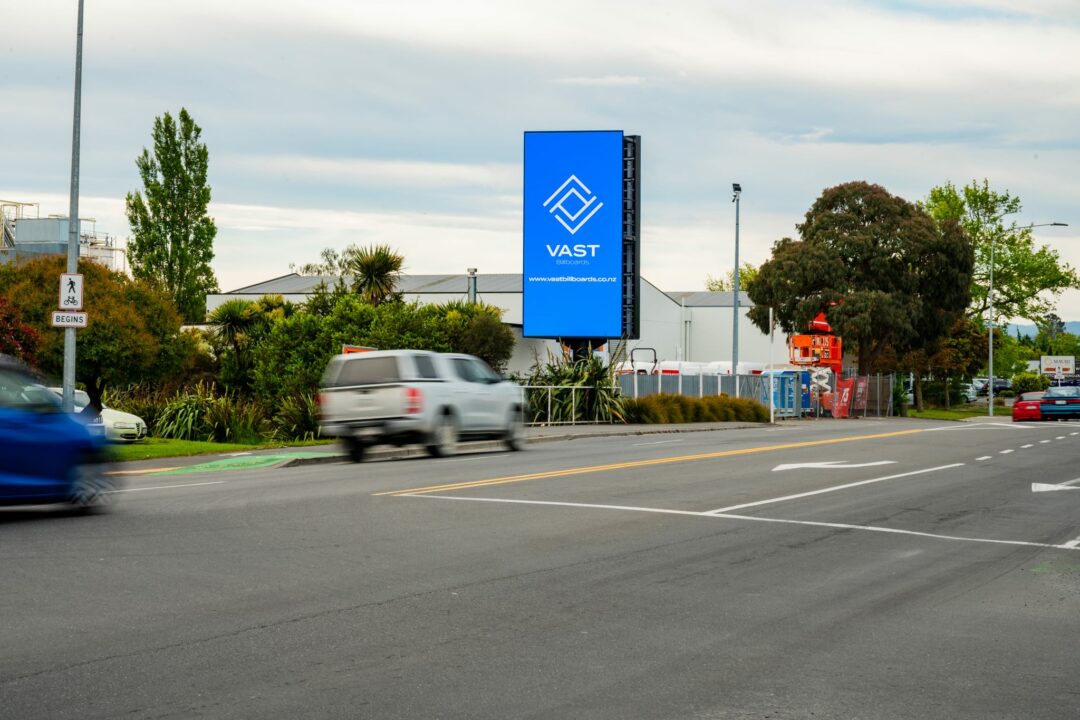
[686,305,790,367]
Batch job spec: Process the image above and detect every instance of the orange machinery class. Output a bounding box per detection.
[788,310,842,375]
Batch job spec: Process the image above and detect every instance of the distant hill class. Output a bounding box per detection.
[1006,322,1080,338]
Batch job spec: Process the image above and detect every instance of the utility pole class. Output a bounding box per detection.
[63,0,85,413]
[731,183,741,397]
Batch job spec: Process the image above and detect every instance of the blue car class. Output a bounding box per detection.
[0,360,113,510]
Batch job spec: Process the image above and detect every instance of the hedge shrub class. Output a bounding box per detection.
[621,393,769,424]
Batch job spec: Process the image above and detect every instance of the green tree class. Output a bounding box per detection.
[748,181,974,374]
[293,243,404,306]
[705,263,759,292]
[0,256,189,410]
[923,180,1078,325]
[290,247,350,276]
[343,244,404,306]
[208,294,292,393]
[125,108,219,322]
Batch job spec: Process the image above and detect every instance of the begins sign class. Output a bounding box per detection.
[523,131,624,338]
[51,311,88,328]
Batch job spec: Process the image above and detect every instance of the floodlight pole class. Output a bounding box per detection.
[63,0,85,413]
[732,183,741,397]
[987,221,1068,417]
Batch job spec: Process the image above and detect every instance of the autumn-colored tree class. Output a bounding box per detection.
[0,296,40,363]
[0,256,190,410]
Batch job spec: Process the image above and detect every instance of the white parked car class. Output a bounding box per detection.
[49,388,148,443]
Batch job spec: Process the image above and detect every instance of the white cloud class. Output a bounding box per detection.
[555,76,644,87]
[220,154,519,191]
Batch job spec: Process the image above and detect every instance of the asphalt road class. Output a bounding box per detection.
[3,417,1079,719]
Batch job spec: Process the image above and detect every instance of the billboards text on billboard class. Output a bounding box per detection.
[1041,355,1075,375]
[523,131,623,338]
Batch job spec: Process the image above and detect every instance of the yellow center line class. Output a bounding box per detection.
[375,428,924,497]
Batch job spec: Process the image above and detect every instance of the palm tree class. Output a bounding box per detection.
[208,298,259,367]
[343,244,404,306]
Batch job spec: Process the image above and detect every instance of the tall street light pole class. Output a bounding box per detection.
[63,0,85,413]
[732,183,741,398]
[987,221,1068,416]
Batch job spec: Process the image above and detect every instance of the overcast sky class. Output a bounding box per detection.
[2,1,1078,318]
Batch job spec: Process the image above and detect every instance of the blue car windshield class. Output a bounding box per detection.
[0,369,63,411]
[1043,386,1080,398]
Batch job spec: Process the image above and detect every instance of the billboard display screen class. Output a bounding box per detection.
[523,131,624,338]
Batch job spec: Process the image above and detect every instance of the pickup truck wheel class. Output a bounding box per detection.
[427,413,457,458]
[346,439,367,463]
[505,409,525,451]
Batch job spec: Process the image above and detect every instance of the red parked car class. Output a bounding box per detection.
[1011,391,1046,422]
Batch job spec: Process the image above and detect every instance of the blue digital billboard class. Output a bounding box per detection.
[523,131,624,338]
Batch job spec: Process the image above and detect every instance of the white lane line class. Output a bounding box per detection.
[108,481,226,493]
[1057,436,1067,440]
[703,464,965,515]
[1021,444,1034,449]
[999,449,1014,455]
[1031,483,1080,493]
[1072,433,1079,436]
[632,439,684,446]
[1040,440,1052,444]
[411,495,1080,552]
[976,456,993,461]
[1063,536,1080,549]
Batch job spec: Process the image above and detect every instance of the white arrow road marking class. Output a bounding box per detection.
[772,460,897,472]
[1031,483,1080,493]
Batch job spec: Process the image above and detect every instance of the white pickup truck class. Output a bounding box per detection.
[318,349,526,462]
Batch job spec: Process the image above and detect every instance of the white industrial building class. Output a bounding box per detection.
[206,273,790,376]
[1,200,128,273]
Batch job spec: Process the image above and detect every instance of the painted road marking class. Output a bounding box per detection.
[1041,440,1052,444]
[999,449,1014,455]
[704,464,964,515]
[410,495,1080,552]
[1032,483,1080,493]
[1063,535,1080,549]
[107,467,182,476]
[1057,436,1067,440]
[1021,444,1034,449]
[374,429,926,497]
[632,439,685,446]
[771,460,896,472]
[976,456,992,461]
[107,481,226,493]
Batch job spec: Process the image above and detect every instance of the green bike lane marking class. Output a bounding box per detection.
[144,452,333,476]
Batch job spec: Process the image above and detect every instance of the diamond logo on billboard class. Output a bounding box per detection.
[543,174,604,235]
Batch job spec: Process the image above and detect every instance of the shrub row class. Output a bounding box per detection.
[105,383,320,443]
[621,393,770,424]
